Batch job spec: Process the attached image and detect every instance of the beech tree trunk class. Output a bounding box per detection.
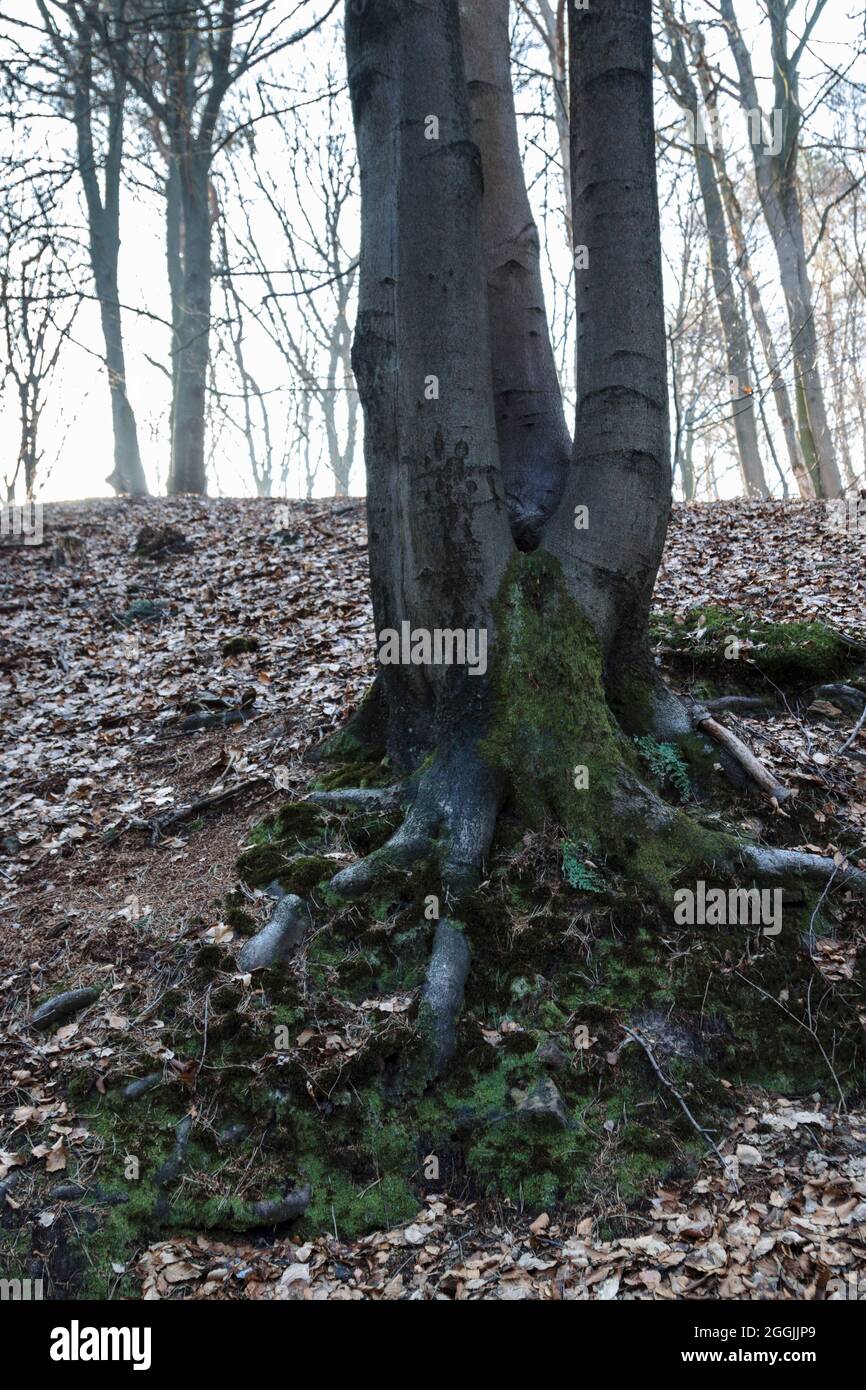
[459,0,571,546]
[56,0,149,496]
[547,0,679,729]
[345,0,680,900]
[168,154,212,495]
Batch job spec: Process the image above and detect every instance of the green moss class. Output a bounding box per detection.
[237,840,334,893]
[221,635,259,656]
[653,607,852,685]
[481,549,624,831]
[312,762,392,791]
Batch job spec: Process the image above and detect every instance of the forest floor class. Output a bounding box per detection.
[2,495,866,1301]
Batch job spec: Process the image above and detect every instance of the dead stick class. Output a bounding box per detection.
[697,714,791,804]
[622,1026,738,1190]
[838,703,866,757]
[127,777,268,842]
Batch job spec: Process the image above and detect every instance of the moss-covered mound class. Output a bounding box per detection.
[65,798,865,1295]
[652,606,860,687]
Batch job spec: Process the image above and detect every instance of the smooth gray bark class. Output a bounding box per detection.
[546,0,674,712]
[459,0,571,546]
[168,152,212,495]
[347,0,512,772]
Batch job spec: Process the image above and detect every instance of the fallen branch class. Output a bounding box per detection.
[838,702,866,757]
[695,713,791,805]
[128,777,268,843]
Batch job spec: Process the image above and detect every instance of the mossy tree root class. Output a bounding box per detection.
[328,744,502,902]
[732,842,866,895]
[419,919,471,1079]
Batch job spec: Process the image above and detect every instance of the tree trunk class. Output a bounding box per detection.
[343,0,683,907]
[93,255,147,496]
[459,0,571,547]
[718,0,842,499]
[546,0,681,730]
[699,84,814,499]
[348,0,511,804]
[69,12,148,497]
[658,17,768,498]
[168,155,211,495]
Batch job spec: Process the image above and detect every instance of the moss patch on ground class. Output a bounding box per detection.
[652,607,858,686]
[64,815,865,1286]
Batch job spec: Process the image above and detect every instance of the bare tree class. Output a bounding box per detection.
[217,77,359,496]
[125,0,338,494]
[718,0,842,497]
[0,217,79,499]
[657,4,768,498]
[4,1,149,494]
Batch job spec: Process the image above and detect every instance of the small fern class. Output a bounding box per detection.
[633,736,691,803]
[561,840,605,892]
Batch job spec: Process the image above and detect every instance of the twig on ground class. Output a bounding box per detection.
[127,777,268,843]
[732,970,846,1112]
[838,702,866,757]
[621,1026,738,1190]
[696,713,791,804]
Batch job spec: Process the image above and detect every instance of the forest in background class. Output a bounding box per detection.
[1,0,865,504]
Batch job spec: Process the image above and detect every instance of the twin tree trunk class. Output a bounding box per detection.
[346,0,676,891]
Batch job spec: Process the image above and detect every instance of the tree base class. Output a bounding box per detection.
[57,755,866,1294]
[31,560,866,1293]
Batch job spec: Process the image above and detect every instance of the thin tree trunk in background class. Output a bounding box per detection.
[41,0,148,495]
[820,266,857,490]
[658,13,767,498]
[460,0,570,548]
[693,52,814,499]
[719,0,841,498]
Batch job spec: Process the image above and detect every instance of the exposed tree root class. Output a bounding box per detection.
[703,695,773,716]
[239,895,311,972]
[328,746,502,902]
[307,787,402,813]
[732,842,866,895]
[812,684,866,714]
[419,919,471,1079]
